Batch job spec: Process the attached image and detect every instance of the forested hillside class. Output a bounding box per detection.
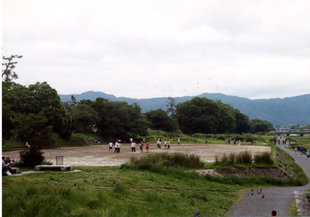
[59,91,310,126]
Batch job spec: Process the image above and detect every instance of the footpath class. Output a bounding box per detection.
[228,143,310,216]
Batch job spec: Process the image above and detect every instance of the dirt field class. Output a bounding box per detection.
[3,143,270,166]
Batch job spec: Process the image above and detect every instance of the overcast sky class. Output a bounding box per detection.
[2,0,310,99]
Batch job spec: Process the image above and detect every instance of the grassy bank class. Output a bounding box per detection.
[2,166,239,217]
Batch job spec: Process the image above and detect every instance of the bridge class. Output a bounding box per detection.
[270,129,310,137]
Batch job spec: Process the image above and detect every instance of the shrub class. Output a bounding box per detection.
[217,135,226,140]
[126,152,204,169]
[254,152,273,164]
[235,150,252,164]
[19,148,45,167]
[246,137,254,142]
[234,135,244,141]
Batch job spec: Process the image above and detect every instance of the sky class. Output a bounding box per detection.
[2,0,310,100]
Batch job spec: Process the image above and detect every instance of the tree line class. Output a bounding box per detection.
[2,54,274,147]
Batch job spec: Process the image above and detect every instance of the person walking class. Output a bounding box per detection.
[307,149,309,158]
[140,140,143,152]
[108,141,113,152]
[295,146,298,155]
[167,139,171,149]
[146,141,149,153]
[177,137,180,145]
[164,139,167,149]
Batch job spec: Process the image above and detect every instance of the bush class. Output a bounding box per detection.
[124,152,204,169]
[235,150,252,164]
[19,148,45,167]
[254,152,273,164]
[217,135,226,140]
[234,135,244,141]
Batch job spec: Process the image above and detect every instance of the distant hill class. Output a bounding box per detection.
[59,91,310,126]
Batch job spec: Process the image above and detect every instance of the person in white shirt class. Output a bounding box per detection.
[114,142,119,153]
[118,140,121,153]
[108,141,113,152]
[164,140,167,149]
[178,137,180,145]
[131,140,136,152]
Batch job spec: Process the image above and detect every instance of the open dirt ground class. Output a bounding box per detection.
[3,143,270,166]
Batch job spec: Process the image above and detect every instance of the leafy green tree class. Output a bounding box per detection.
[69,104,100,133]
[233,109,250,134]
[145,109,178,132]
[2,54,23,142]
[2,82,72,142]
[176,97,219,134]
[14,112,57,147]
[166,96,176,119]
[63,95,77,111]
[216,101,236,134]
[80,98,148,139]
[249,119,274,133]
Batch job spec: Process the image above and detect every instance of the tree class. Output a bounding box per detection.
[2,54,23,142]
[176,97,220,134]
[70,104,100,133]
[146,109,178,132]
[249,119,274,133]
[2,54,23,84]
[166,96,176,119]
[2,82,72,142]
[80,97,148,139]
[233,109,250,134]
[63,95,77,111]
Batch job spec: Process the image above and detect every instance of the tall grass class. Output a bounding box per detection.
[216,151,273,166]
[126,152,205,169]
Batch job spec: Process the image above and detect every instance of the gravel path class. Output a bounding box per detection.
[228,144,310,217]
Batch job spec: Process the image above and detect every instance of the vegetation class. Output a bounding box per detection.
[176,97,274,135]
[122,152,205,170]
[2,166,239,217]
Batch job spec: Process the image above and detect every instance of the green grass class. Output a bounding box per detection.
[2,166,239,217]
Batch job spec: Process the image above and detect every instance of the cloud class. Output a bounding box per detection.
[2,0,310,99]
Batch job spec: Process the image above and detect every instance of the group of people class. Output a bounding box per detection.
[294,146,310,158]
[108,138,150,153]
[156,138,171,149]
[2,156,15,176]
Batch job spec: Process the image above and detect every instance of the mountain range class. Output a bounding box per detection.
[59,91,310,126]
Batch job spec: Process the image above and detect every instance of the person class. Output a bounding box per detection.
[167,139,171,149]
[2,157,8,176]
[131,140,135,152]
[205,139,208,144]
[300,147,303,155]
[164,140,167,149]
[2,156,13,175]
[140,140,143,152]
[130,138,133,143]
[108,141,113,152]
[271,210,277,216]
[177,137,180,145]
[307,149,309,158]
[157,139,160,149]
[228,138,231,144]
[118,140,121,153]
[114,142,119,153]
[25,141,30,148]
[146,140,149,153]
[143,137,145,143]
[234,139,236,144]
[5,157,12,171]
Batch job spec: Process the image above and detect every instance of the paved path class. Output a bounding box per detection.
[228,143,310,217]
